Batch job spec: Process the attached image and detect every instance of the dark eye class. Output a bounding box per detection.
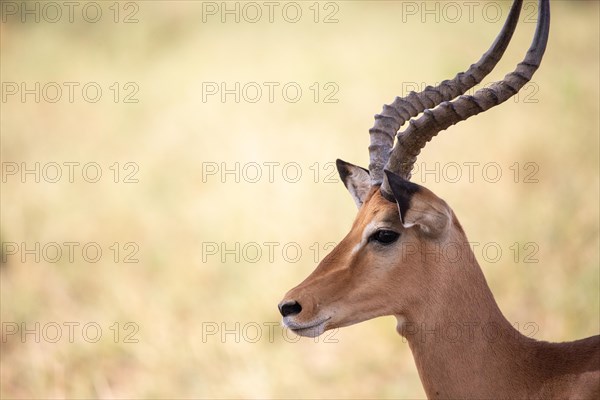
[369,230,400,245]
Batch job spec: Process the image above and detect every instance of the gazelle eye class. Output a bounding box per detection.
[369,230,400,245]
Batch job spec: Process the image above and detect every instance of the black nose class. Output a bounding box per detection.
[278,300,302,317]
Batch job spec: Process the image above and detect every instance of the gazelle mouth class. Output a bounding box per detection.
[282,317,331,338]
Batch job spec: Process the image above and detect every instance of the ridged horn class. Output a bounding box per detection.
[368,0,524,186]
[381,0,550,197]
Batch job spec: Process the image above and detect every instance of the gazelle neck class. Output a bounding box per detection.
[396,235,535,398]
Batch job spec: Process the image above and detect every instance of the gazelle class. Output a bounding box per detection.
[278,0,600,398]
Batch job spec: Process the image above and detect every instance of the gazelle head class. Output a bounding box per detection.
[278,0,549,338]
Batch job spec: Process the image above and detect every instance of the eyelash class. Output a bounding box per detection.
[369,230,400,245]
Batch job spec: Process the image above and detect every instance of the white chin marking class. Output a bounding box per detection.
[290,324,326,338]
[282,317,329,338]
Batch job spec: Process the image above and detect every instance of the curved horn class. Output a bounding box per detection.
[368,0,524,186]
[381,0,550,196]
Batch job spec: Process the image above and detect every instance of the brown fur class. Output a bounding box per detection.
[280,187,600,399]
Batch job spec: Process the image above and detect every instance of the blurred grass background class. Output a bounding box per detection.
[0,0,598,398]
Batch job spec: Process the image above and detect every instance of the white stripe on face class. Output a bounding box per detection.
[350,221,380,256]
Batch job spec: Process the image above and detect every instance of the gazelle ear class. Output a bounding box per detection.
[336,159,371,208]
[384,170,451,238]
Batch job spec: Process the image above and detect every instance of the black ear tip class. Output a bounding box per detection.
[384,169,404,184]
[337,159,369,175]
[336,159,348,171]
[336,159,353,174]
[336,159,351,184]
[336,159,348,168]
[384,170,420,195]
